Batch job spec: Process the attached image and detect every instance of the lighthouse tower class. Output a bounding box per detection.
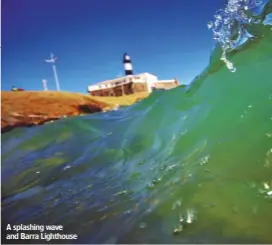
[123,53,133,76]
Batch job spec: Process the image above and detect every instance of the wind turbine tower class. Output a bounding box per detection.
[45,53,61,91]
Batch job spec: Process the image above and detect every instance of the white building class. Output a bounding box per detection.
[87,72,179,96]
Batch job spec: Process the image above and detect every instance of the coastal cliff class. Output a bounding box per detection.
[1,91,111,133]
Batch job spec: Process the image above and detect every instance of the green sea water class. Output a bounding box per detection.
[2,3,272,244]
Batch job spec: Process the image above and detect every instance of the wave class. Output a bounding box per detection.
[208,0,272,72]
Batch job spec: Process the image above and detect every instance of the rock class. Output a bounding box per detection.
[1,91,110,133]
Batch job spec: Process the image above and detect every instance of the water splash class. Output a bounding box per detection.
[208,0,270,72]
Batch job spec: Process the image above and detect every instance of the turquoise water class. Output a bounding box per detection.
[2,0,272,243]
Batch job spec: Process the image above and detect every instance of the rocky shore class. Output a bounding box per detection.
[1,91,111,133]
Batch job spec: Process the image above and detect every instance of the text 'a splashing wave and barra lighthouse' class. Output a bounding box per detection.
[208,0,272,72]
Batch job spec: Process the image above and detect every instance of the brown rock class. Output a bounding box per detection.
[1,91,110,133]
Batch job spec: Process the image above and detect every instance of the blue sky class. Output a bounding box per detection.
[2,0,224,93]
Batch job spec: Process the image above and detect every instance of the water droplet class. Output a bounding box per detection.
[172,200,182,210]
[263,182,270,190]
[114,190,127,196]
[152,177,162,185]
[124,210,132,215]
[200,155,210,165]
[98,206,108,212]
[167,164,176,171]
[230,67,236,72]
[266,150,271,156]
[250,182,256,188]
[137,160,144,165]
[100,215,107,221]
[149,183,155,188]
[180,129,187,135]
[139,222,146,229]
[172,225,183,235]
[264,160,270,167]
[207,21,213,29]
[186,209,195,224]
[172,178,180,184]
[179,214,185,223]
[36,171,40,174]
[267,191,272,196]
[63,165,71,170]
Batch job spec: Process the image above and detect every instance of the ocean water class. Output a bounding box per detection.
[2,0,272,244]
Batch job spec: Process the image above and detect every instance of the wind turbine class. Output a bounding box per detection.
[45,53,61,91]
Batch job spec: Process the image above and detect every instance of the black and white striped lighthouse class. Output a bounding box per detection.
[123,53,133,76]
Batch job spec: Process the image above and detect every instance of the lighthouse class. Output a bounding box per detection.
[123,53,133,75]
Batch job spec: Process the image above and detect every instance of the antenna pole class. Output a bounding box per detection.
[42,79,48,91]
[45,53,61,91]
[52,64,60,91]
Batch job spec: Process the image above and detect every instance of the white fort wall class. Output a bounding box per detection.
[88,73,157,93]
[87,73,178,94]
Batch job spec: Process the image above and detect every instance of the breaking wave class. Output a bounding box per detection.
[208,0,272,72]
